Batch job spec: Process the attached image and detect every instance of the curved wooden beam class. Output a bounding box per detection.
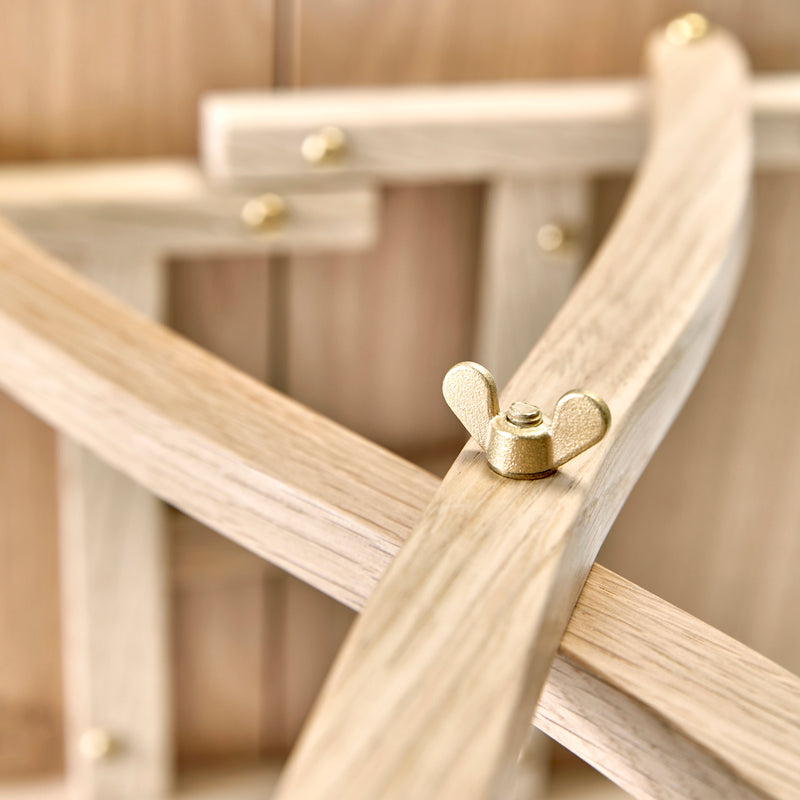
[274,27,753,800]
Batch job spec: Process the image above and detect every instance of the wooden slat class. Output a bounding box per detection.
[0,161,377,257]
[273,29,752,800]
[57,250,171,799]
[201,74,800,184]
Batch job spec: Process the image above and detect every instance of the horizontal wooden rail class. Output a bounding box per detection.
[202,73,800,184]
[273,28,757,800]
[0,209,797,797]
[0,159,376,256]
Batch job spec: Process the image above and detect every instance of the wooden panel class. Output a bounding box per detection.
[168,256,279,762]
[1,218,798,797]
[287,185,482,454]
[602,172,800,672]
[0,1,274,159]
[0,395,61,776]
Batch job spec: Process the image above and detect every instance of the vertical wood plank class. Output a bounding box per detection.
[0,1,278,777]
[0,396,61,776]
[168,257,284,761]
[58,249,170,799]
[475,177,592,389]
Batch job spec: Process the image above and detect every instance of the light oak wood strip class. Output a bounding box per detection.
[202,74,799,184]
[538,565,800,800]
[57,250,171,799]
[274,29,752,800]
[0,161,377,257]
[0,201,796,797]
[0,216,435,611]
[476,176,592,389]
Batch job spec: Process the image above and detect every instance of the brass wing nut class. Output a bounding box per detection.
[443,362,611,479]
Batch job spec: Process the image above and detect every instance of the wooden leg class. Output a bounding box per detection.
[58,251,171,799]
[475,177,592,389]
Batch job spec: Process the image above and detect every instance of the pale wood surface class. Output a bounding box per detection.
[0,762,629,800]
[286,185,481,455]
[202,75,800,183]
[538,565,800,800]
[0,161,377,257]
[603,171,800,674]
[57,251,170,798]
[273,30,752,800]
[475,176,591,389]
[1,201,798,797]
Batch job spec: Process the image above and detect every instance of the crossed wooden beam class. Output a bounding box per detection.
[0,23,798,800]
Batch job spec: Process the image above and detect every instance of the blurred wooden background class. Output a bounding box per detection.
[1,0,799,779]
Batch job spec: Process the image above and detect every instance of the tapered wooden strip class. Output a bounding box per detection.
[275,29,752,800]
[201,74,799,183]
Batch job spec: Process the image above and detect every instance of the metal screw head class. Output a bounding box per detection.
[301,125,347,165]
[78,728,114,761]
[536,222,579,257]
[241,193,287,231]
[506,402,543,427]
[665,12,710,45]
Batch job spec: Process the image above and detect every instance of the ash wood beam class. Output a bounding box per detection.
[274,28,752,800]
[0,172,796,797]
[201,73,799,185]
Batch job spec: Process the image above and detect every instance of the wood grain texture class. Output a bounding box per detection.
[0,161,377,257]
[274,30,752,800]
[0,1,278,777]
[0,1,274,159]
[57,250,170,799]
[0,394,61,776]
[0,199,797,797]
[603,171,800,674]
[286,185,482,454]
[475,177,592,389]
[203,75,800,183]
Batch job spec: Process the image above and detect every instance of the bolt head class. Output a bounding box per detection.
[665,12,710,45]
[241,193,287,231]
[78,728,114,760]
[506,402,543,427]
[301,125,347,165]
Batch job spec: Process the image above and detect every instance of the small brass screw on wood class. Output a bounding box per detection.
[78,727,114,761]
[241,193,287,231]
[665,12,710,45]
[301,125,347,165]
[536,222,579,257]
